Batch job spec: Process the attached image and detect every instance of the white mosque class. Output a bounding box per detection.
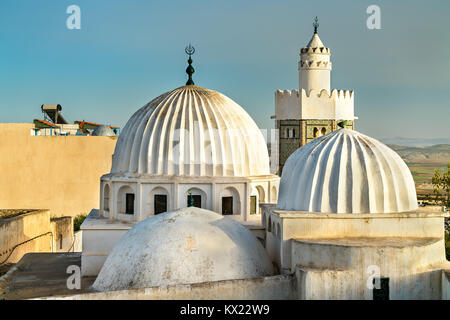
[75,21,449,300]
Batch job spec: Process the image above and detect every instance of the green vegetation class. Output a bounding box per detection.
[73,214,87,232]
[443,235,449,262]
[430,162,449,261]
[388,144,450,199]
[409,162,448,185]
[431,162,450,208]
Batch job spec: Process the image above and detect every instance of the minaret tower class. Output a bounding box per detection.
[298,17,331,93]
[273,17,356,175]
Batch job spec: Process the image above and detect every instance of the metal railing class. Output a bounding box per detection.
[0,232,53,266]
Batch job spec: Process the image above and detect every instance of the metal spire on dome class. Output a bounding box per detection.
[185,44,195,85]
[313,16,319,34]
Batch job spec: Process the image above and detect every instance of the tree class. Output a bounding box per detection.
[431,162,450,208]
[73,214,87,232]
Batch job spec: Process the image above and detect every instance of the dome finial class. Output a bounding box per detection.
[187,191,194,207]
[313,16,319,34]
[185,44,195,85]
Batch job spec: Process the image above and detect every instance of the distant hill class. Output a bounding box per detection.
[388,144,450,195]
[388,144,450,163]
[381,137,450,147]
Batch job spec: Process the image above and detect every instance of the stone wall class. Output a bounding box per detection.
[0,210,52,264]
[50,217,73,252]
[0,123,117,218]
[276,119,353,175]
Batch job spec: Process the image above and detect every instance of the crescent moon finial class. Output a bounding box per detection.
[185,43,195,56]
[185,44,195,85]
[313,16,319,34]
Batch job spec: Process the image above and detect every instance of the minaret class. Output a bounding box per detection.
[273,17,356,176]
[298,17,331,93]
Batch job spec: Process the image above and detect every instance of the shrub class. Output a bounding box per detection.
[73,214,87,232]
[446,229,450,261]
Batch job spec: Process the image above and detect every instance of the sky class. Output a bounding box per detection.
[0,0,449,141]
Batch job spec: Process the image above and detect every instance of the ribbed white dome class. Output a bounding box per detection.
[111,85,270,177]
[92,207,274,291]
[278,129,418,214]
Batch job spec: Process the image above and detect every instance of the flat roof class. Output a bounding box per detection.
[1,253,95,300]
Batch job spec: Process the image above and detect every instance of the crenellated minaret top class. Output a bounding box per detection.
[298,17,332,92]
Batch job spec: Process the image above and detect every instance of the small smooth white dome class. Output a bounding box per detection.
[111,85,270,177]
[92,207,274,291]
[278,129,418,214]
[92,125,115,136]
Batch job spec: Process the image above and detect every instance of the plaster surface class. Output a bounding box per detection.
[93,207,274,291]
[278,129,418,213]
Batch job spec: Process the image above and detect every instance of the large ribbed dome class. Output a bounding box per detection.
[111,85,270,176]
[278,129,418,213]
[92,207,274,291]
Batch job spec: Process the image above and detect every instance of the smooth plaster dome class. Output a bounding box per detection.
[92,125,115,136]
[277,129,418,214]
[111,85,270,177]
[92,207,274,291]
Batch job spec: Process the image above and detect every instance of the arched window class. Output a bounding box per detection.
[255,186,265,214]
[321,127,326,136]
[154,194,167,215]
[186,188,206,208]
[270,186,277,203]
[117,185,135,215]
[313,127,319,138]
[149,186,169,216]
[250,195,257,215]
[103,184,110,211]
[292,129,296,138]
[220,187,240,215]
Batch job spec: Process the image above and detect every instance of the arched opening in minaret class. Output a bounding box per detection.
[103,184,110,212]
[313,127,319,138]
[321,127,326,136]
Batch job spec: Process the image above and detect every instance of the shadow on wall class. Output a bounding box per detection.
[0,210,52,265]
[0,210,74,266]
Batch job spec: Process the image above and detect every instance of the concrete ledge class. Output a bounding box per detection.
[36,274,295,300]
[272,210,448,219]
[292,237,441,248]
[80,209,135,230]
[291,236,444,272]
